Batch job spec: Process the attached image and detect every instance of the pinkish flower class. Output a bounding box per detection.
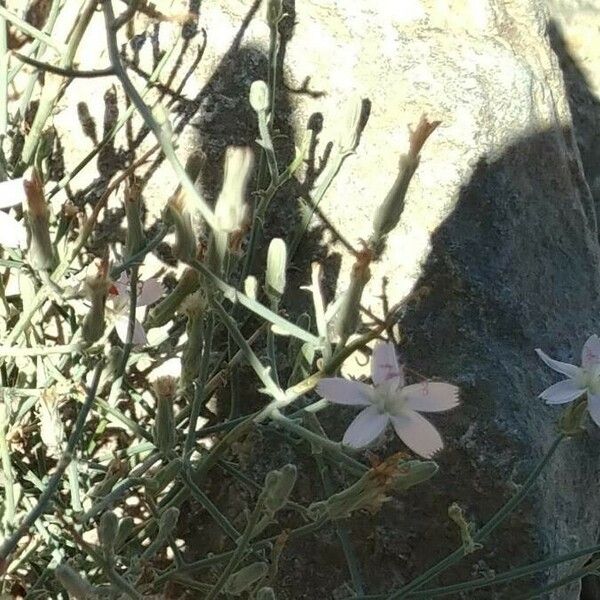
[536,334,600,426]
[109,273,164,345]
[317,342,459,458]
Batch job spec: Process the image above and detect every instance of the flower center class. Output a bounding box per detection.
[371,379,408,417]
[581,365,600,395]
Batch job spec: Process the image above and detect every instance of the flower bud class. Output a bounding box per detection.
[147,267,200,328]
[560,397,588,437]
[448,502,480,555]
[371,116,440,251]
[55,563,97,599]
[264,464,297,513]
[124,180,146,259]
[214,146,254,233]
[98,510,119,556]
[225,562,268,596]
[180,293,206,388]
[256,588,277,600]
[265,238,287,304]
[82,257,110,344]
[152,376,177,454]
[335,246,373,342]
[165,190,196,262]
[244,275,258,300]
[334,96,363,155]
[249,80,269,113]
[23,167,55,270]
[115,516,135,549]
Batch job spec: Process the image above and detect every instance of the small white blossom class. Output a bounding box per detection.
[109,273,164,345]
[317,342,459,458]
[536,334,600,426]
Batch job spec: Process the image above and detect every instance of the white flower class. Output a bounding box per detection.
[536,334,600,426]
[0,177,27,249]
[109,273,164,345]
[317,342,459,458]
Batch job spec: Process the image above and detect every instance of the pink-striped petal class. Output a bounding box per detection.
[137,278,164,306]
[403,382,460,412]
[390,410,443,458]
[317,378,372,406]
[587,394,600,428]
[115,316,148,346]
[582,335,600,368]
[0,211,26,248]
[539,379,584,404]
[342,405,389,447]
[371,342,403,386]
[535,349,580,379]
[0,178,26,209]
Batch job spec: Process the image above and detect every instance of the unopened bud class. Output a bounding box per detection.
[115,516,135,549]
[147,267,200,328]
[124,180,146,259]
[180,296,206,388]
[82,257,110,344]
[264,464,297,513]
[214,146,254,233]
[266,0,283,26]
[257,588,277,600]
[55,563,96,599]
[23,167,55,270]
[448,502,480,555]
[335,247,372,342]
[152,376,177,454]
[371,116,439,251]
[244,275,258,300]
[560,397,588,437]
[225,562,269,595]
[334,96,363,154]
[265,238,287,304]
[249,80,269,113]
[98,510,119,556]
[166,190,196,262]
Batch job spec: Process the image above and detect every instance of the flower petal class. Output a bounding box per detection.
[342,405,389,447]
[403,382,460,412]
[115,316,148,346]
[317,378,372,406]
[371,342,403,386]
[539,379,585,404]
[0,178,26,209]
[582,335,600,368]
[587,394,600,428]
[535,348,580,379]
[391,410,444,458]
[0,211,26,248]
[137,278,165,306]
[112,272,130,298]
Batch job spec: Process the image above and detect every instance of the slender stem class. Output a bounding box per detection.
[0,402,15,526]
[101,0,217,230]
[0,1,8,140]
[191,258,319,346]
[0,360,104,563]
[386,435,566,599]
[12,51,114,78]
[205,490,266,599]
[0,5,67,52]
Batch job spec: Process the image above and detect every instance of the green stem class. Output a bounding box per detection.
[0,360,104,563]
[0,5,66,52]
[0,402,15,526]
[101,0,217,230]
